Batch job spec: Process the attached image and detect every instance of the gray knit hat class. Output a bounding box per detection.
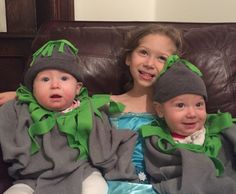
[24,39,81,91]
[154,55,207,103]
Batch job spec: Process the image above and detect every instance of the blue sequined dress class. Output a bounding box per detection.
[108,112,158,194]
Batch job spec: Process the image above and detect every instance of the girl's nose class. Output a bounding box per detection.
[144,56,155,68]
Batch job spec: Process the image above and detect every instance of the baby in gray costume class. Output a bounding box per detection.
[0,39,137,194]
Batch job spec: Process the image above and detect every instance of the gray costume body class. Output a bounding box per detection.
[143,123,236,194]
[0,100,137,194]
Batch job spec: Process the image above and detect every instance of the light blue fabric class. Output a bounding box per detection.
[108,181,155,194]
[108,113,158,194]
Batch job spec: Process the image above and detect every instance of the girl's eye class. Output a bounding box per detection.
[41,77,49,82]
[61,76,69,81]
[137,49,148,56]
[157,55,167,63]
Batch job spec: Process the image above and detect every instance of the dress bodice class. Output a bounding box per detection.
[110,112,156,175]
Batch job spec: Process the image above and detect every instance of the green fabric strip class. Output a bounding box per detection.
[30,39,78,67]
[109,100,125,114]
[205,111,234,133]
[158,55,203,78]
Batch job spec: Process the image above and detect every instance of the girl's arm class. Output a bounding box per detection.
[0,91,16,105]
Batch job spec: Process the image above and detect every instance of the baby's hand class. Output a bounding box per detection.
[0,91,16,105]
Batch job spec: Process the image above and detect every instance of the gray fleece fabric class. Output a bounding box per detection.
[0,100,138,194]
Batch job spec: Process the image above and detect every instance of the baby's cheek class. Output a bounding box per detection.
[64,92,76,102]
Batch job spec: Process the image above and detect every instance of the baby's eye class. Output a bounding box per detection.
[41,77,49,82]
[196,101,205,108]
[61,76,69,81]
[176,103,185,108]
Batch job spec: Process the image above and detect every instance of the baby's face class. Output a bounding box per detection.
[33,69,82,111]
[155,94,207,136]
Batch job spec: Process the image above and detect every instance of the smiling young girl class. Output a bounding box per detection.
[108,25,182,194]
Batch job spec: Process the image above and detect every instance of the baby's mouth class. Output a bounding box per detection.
[183,122,197,129]
[50,94,62,99]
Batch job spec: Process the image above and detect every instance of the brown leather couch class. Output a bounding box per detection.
[1,21,236,193]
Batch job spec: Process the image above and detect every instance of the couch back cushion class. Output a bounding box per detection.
[182,24,236,116]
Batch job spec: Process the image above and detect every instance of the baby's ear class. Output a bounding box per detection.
[153,102,164,118]
[76,82,83,94]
